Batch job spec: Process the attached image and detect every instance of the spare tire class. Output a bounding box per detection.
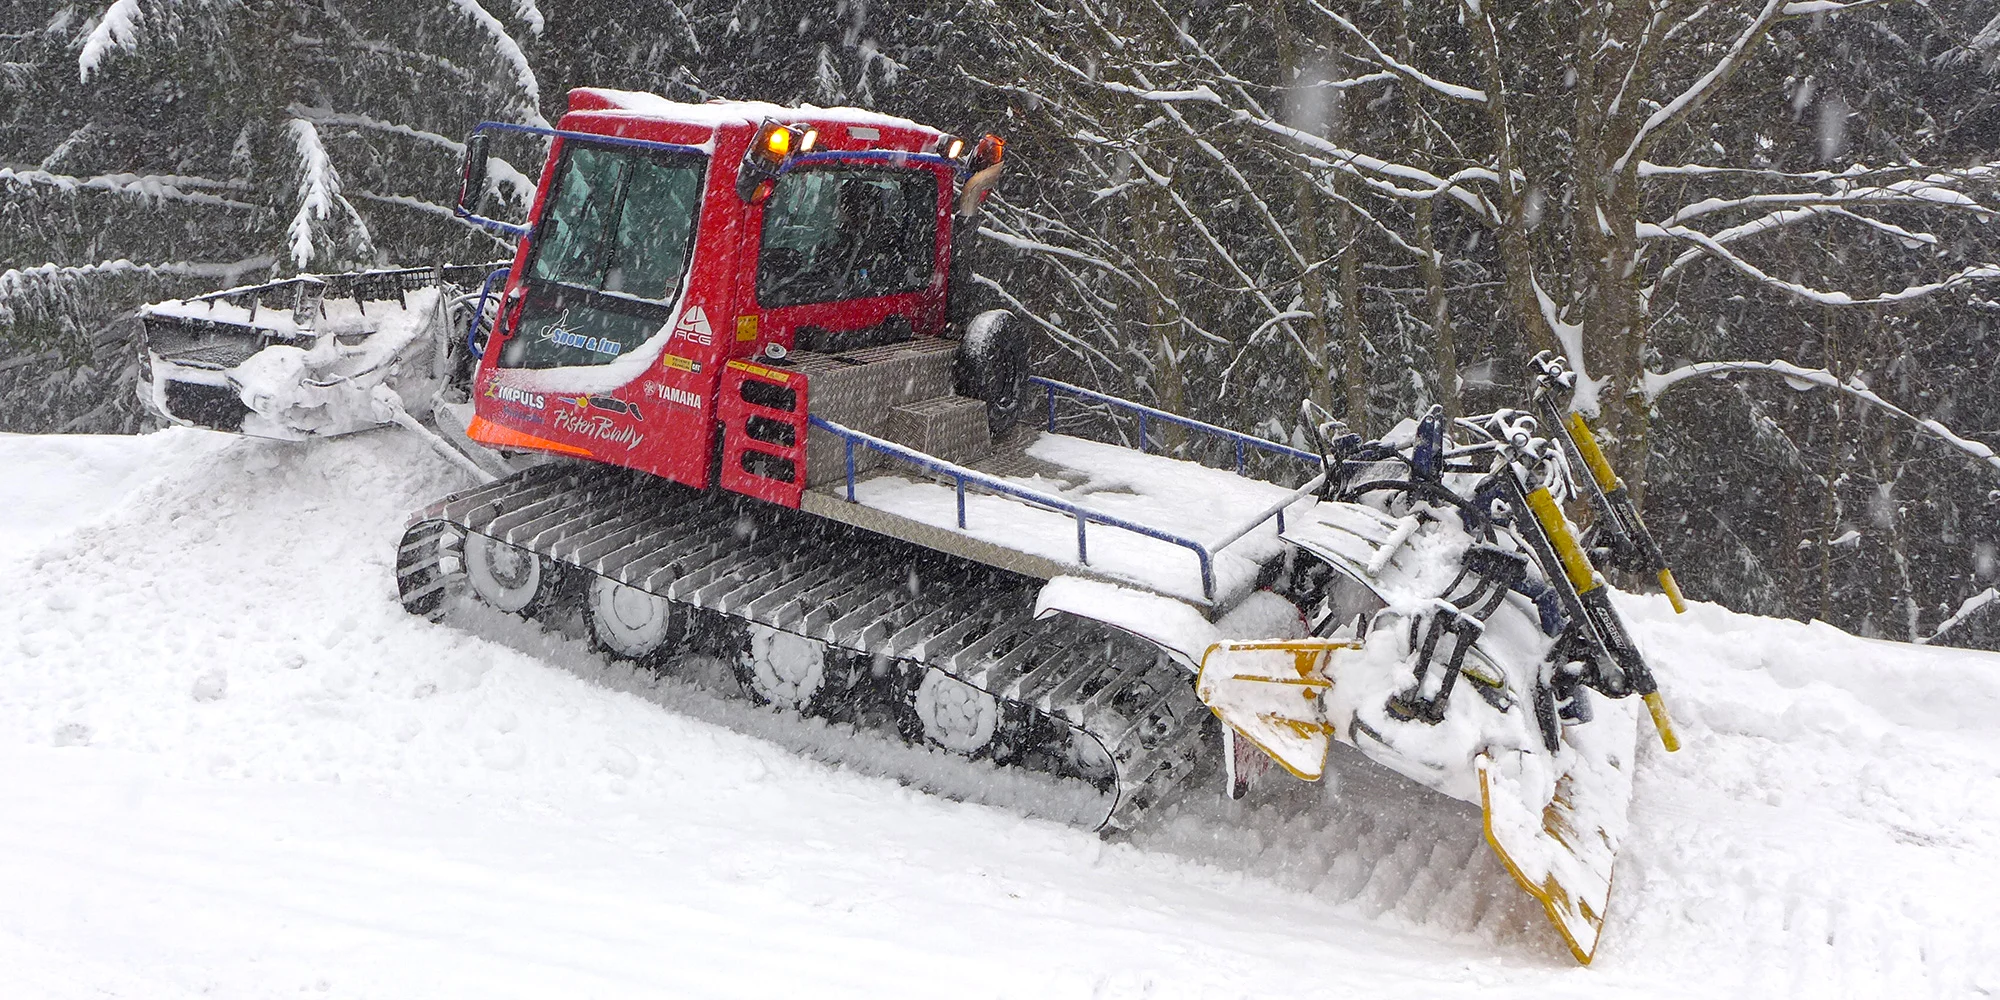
[955,308,1028,437]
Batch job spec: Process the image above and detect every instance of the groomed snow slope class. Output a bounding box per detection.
[2,427,1997,998]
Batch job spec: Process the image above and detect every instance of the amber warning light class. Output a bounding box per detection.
[761,123,791,158]
[739,119,805,204]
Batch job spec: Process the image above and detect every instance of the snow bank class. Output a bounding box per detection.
[1,427,1997,997]
[0,429,230,555]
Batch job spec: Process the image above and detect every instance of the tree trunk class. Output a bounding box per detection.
[1131,165,1186,446]
[1272,1,1337,415]
[1415,200,1457,421]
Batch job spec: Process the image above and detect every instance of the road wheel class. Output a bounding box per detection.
[914,671,1000,754]
[463,533,545,614]
[587,575,682,661]
[737,623,826,711]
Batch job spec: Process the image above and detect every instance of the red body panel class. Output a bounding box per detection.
[468,89,957,503]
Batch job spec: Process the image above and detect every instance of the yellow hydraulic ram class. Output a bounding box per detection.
[1523,485,1680,752]
[1529,353,1690,615]
[1563,411,1688,613]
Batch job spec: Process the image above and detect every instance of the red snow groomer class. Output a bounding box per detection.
[390,88,1685,965]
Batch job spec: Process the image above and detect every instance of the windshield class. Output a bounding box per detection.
[500,142,706,369]
[757,168,939,308]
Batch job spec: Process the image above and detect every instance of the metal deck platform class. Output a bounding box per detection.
[802,379,1327,612]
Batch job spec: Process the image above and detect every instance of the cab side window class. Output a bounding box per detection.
[757,169,938,308]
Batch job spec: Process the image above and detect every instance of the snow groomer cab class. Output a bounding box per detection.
[457,87,1012,500]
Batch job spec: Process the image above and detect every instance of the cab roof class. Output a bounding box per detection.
[565,88,945,153]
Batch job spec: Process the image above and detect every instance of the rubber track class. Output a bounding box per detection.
[396,464,1213,830]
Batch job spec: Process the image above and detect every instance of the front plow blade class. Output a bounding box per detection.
[1476,692,1638,964]
[1199,637,1642,965]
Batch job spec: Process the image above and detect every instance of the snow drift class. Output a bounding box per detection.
[1,427,1996,997]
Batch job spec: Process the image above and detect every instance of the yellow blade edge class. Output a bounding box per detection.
[1197,640,1356,783]
[1476,754,1618,966]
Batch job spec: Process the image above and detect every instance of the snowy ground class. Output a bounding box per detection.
[3,427,1997,998]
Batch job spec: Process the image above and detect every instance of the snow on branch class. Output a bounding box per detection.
[289,105,465,153]
[1109,54,1316,274]
[446,0,550,128]
[287,119,337,267]
[509,0,545,34]
[1245,114,1502,221]
[1779,1,1897,14]
[1015,32,1500,220]
[1534,275,1601,414]
[1643,360,2000,477]
[1649,162,2000,285]
[351,191,525,246]
[351,192,468,219]
[969,273,1125,380]
[288,104,536,202]
[978,228,1141,288]
[1659,173,2000,229]
[77,0,144,82]
[1117,137,1303,350]
[0,255,275,326]
[284,119,373,268]
[1919,588,2000,645]
[1639,162,1938,183]
[1296,72,1398,91]
[1613,0,1788,175]
[0,167,257,210]
[1616,0,1898,174]
[1304,1,1488,103]
[1640,221,2000,305]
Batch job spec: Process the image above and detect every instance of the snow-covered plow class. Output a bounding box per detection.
[138,264,503,441]
[1197,360,1680,963]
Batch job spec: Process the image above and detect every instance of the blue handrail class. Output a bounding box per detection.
[473,120,709,158]
[1029,377,1323,472]
[784,150,959,171]
[464,267,511,359]
[809,414,1219,601]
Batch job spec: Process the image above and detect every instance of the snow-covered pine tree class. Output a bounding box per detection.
[0,0,548,431]
[1,0,992,431]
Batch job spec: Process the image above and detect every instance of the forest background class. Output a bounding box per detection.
[3,0,1998,648]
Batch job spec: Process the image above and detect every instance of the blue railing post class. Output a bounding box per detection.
[1235,440,1246,476]
[1025,377,1321,466]
[1137,412,1148,454]
[1076,515,1088,564]
[844,439,857,501]
[465,268,509,359]
[955,475,967,528]
[1199,552,1215,602]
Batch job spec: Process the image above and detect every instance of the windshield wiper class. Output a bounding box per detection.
[532,277,676,309]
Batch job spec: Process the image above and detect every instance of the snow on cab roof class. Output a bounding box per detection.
[568,87,940,138]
